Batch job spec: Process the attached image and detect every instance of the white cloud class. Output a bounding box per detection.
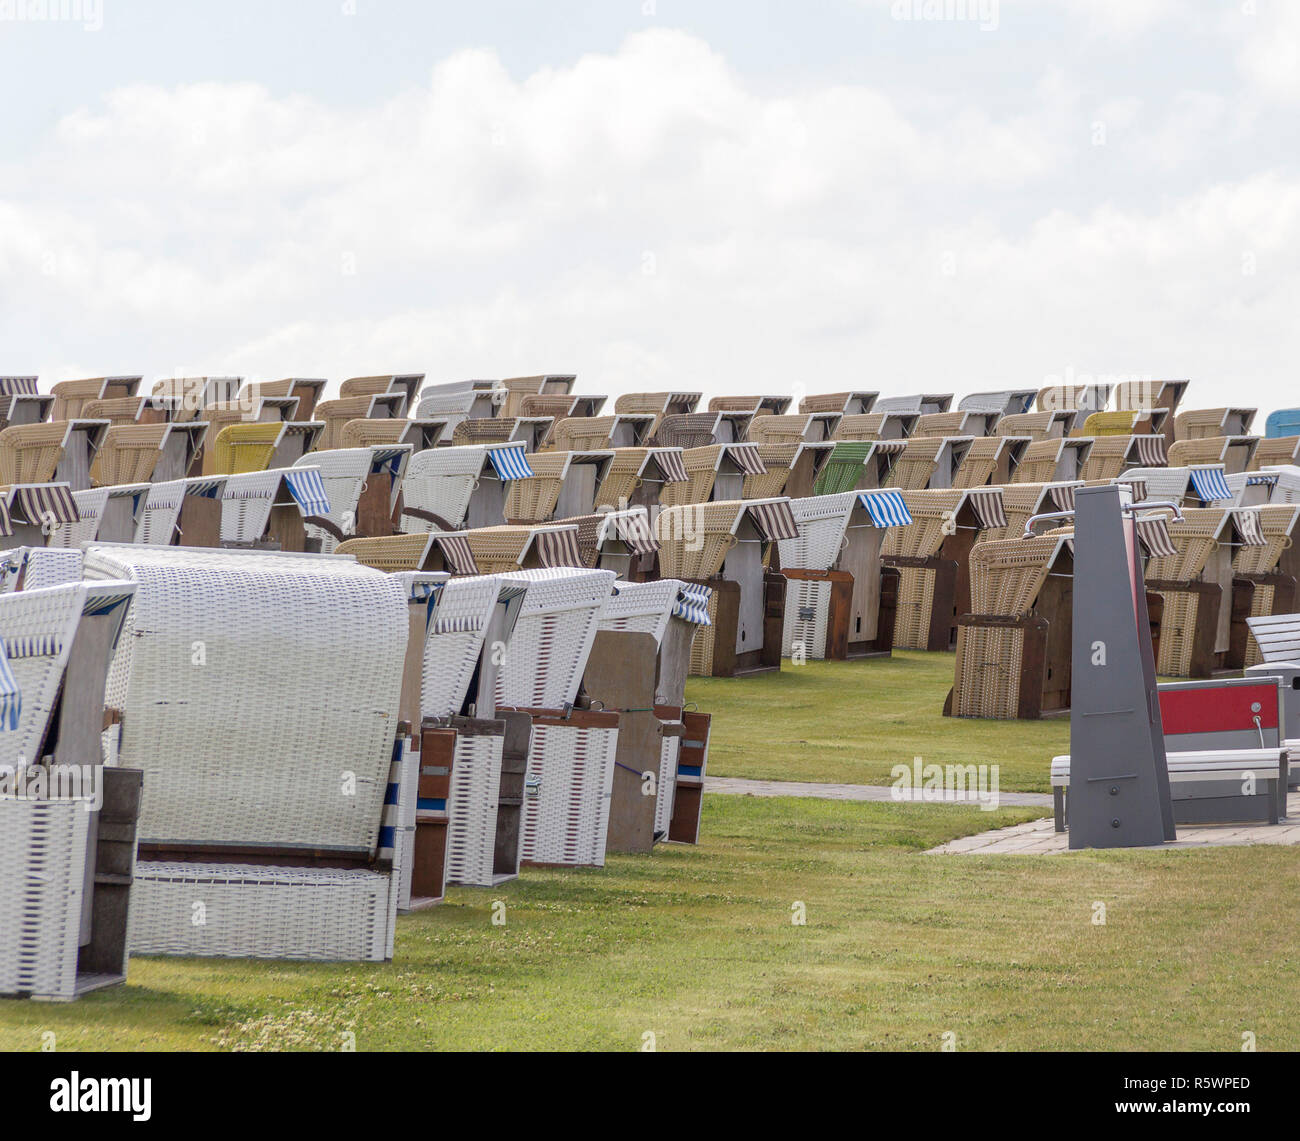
[1,27,1298,417]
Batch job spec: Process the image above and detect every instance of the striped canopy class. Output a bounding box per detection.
[486,443,534,480]
[0,642,19,730]
[673,582,712,626]
[1188,466,1233,503]
[856,489,912,527]
[283,468,331,517]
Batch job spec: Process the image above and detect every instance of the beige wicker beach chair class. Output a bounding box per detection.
[50,376,141,421]
[314,393,405,451]
[338,373,424,416]
[798,391,877,416]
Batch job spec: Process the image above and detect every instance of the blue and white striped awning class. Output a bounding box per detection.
[857,489,913,527]
[369,446,410,476]
[284,468,331,517]
[486,443,533,480]
[1188,466,1233,503]
[673,583,712,626]
[3,634,62,659]
[185,477,225,499]
[1246,473,1279,487]
[0,643,19,730]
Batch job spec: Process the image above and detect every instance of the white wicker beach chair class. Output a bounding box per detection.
[399,442,533,534]
[292,445,411,552]
[82,544,410,961]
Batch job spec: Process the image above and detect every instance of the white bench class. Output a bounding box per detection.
[1052,749,1287,831]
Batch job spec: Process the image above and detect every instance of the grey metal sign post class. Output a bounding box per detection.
[1067,484,1175,849]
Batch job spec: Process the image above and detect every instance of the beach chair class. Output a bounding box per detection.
[504,450,614,523]
[833,411,919,441]
[1073,408,1170,440]
[798,391,878,416]
[209,420,324,475]
[873,393,953,415]
[336,531,480,575]
[0,581,144,1000]
[1218,499,1300,668]
[1010,436,1094,483]
[746,413,842,445]
[50,485,149,547]
[885,435,976,490]
[50,377,142,421]
[0,484,82,550]
[1035,382,1111,414]
[496,375,578,419]
[707,394,792,419]
[82,544,411,961]
[414,381,500,432]
[463,523,584,574]
[149,377,240,421]
[957,389,1037,417]
[656,498,798,676]
[219,467,336,550]
[398,441,533,533]
[914,411,999,438]
[881,487,1007,650]
[1167,434,1259,474]
[659,443,767,507]
[339,415,448,454]
[0,420,110,492]
[613,392,699,436]
[1174,406,1256,441]
[1250,437,1300,469]
[240,378,327,421]
[452,415,553,451]
[595,446,688,514]
[338,374,424,417]
[89,421,208,486]
[550,414,655,452]
[994,410,1077,440]
[313,393,405,451]
[653,410,754,448]
[778,489,910,660]
[951,435,1030,488]
[554,507,660,576]
[812,440,905,493]
[291,445,411,551]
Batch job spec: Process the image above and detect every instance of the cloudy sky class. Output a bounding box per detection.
[1,0,1296,417]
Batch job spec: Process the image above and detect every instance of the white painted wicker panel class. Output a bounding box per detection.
[134,480,186,545]
[518,722,617,867]
[0,798,91,999]
[14,549,84,592]
[49,488,109,548]
[1121,467,1190,502]
[596,578,680,645]
[295,449,370,551]
[422,575,502,718]
[782,578,831,659]
[400,446,486,533]
[444,732,505,887]
[128,863,392,961]
[493,569,615,709]
[779,492,856,571]
[655,733,680,837]
[82,547,408,853]
[0,585,85,766]
[219,470,282,542]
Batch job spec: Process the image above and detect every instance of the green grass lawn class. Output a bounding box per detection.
[3,794,1297,1051]
[688,650,1069,792]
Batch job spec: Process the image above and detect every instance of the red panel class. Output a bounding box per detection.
[1158,684,1278,735]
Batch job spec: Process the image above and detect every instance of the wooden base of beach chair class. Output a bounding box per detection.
[491,713,532,883]
[1230,574,1296,670]
[885,556,960,651]
[76,767,144,991]
[782,568,853,659]
[585,631,660,854]
[177,494,222,548]
[847,565,899,658]
[409,722,455,907]
[1148,579,1222,678]
[945,613,1069,720]
[667,712,710,844]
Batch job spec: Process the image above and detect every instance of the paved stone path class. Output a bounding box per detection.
[929,792,1300,854]
[704,777,1300,855]
[703,775,1053,808]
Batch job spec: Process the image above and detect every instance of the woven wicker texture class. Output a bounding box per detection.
[315,396,383,451]
[1251,437,1300,469]
[518,720,617,867]
[453,417,522,445]
[1143,507,1227,581]
[211,422,283,475]
[1077,411,1141,436]
[653,412,720,449]
[1243,583,1274,668]
[0,423,67,485]
[422,575,504,716]
[655,501,750,579]
[399,444,492,533]
[492,568,615,708]
[49,377,108,420]
[742,443,798,499]
[881,489,965,559]
[1175,408,1233,440]
[746,415,812,446]
[463,527,537,572]
[128,863,393,960]
[968,534,1063,616]
[445,732,505,886]
[659,445,723,507]
[1167,437,1244,469]
[596,447,651,508]
[89,424,167,486]
[0,798,93,998]
[833,413,886,441]
[336,533,431,572]
[597,578,682,644]
[1077,435,1133,481]
[80,396,145,425]
[503,451,568,522]
[549,416,618,451]
[84,545,408,854]
[995,412,1057,440]
[1231,504,1297,574]
[1012,439,1067,484]
[778,492,857,571]
[885,437,944,490]
[950,624,1026,719]
[891,566,936,650]
[952,436,1003,489]
[782,576,833,659]
[340,419,408,449]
